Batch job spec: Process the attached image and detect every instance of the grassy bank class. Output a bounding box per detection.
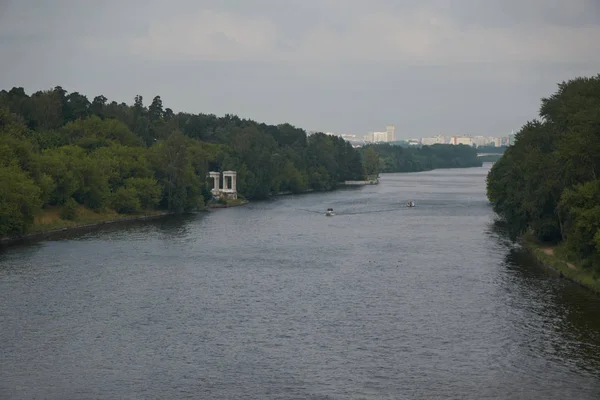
[0,206,173,245]
[1,199,252,246]
[22,198,248,235]
[525,235,600,294]
[29,206,169,234]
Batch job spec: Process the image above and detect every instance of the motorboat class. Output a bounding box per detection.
[325,208,335,216]
[406,201,415,207]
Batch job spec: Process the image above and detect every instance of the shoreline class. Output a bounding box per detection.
[379,164,483,174]
[524,238,600,296]
[0,200,252,248]
[0,212,174,247]
[0,165,482,248]
[206,199,249,209]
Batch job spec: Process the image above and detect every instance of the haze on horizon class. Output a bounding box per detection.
[1,0,599,139]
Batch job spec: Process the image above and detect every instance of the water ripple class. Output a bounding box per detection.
[2,165,600,399]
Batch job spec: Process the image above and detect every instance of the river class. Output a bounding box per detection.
[1,163,600,399]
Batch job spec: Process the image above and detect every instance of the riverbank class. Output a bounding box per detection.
[525,236,600,295]
[0,206,174,246]
[0,198,253,247]
[340,178,379,186]
[207,199,249,209]
[380,163,483,174]
[0,165,478,247]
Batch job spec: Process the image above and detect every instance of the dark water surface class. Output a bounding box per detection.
[2,164,600,399]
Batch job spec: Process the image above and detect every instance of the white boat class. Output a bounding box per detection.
[325,208,335,216]
[407,201,415,207]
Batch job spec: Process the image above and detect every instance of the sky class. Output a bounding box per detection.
[1,0,599,139]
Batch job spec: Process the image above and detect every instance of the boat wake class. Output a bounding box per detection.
[296,205,414,216]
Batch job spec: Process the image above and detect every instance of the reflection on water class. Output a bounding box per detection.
[0,213,200,252]
[501,248,600,376]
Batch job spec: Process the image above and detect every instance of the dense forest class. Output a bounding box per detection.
[0,86,482,237]
[486,74,600,272]
[0,86,365,236]
[365,143,482,173]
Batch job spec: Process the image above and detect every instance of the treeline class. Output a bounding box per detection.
[476,145,506,154]
[363,143,482,173]
[0,86,365,237]
[478,154,502,163]
[486,74,600,271]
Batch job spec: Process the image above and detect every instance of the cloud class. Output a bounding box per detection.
[118,2,600,68]
[283,8,600,66]
[129,10,277,62]
[1,0,599,137]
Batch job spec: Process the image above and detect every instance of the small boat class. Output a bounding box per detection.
[325,208,335,216]
[406,201,415,207]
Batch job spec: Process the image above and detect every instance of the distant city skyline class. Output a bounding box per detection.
[326,129,516,142]
[323,128,515,148]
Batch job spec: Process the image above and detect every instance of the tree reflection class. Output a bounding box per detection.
[487,221,600,376]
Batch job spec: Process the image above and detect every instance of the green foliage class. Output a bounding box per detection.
[0,83,474,236]
[279,160,309,193]
[60,198,78,220]
[362,146,380,178]
[478,154,502,163]
[61,116,143,148]
[111,187,141,214]
[304,133,364,190]
[124,177,161,210]
[486,74,600,271]
[559,181,600,263]
[476,146,506,154]
[149,131,204,213]
[364,143,482,173]
[0,165,42,236]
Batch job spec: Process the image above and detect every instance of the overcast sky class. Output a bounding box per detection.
[1,0,599,138]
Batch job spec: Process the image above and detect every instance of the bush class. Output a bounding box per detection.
[0,165,43,236]
[60,197,78,220]
[124,177,162,210]
[112,187,141,214]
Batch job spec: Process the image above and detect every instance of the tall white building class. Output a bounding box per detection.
[373,132,387,142]
[386,125,396,142]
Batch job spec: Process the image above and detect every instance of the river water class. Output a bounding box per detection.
[1,163,600,399]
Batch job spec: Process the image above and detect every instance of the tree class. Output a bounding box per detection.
[559,180,600,261]
[125,177,162,210]
[148,95,164,121]
[133,95,144,116]
[112,187,141,214]
[363,146,380,178]
[0,165,42,236]
[486,74,600,271]
[28,90,63,130]
[90,95,107,117]
[64,92,90,121]
[0,83,387,234]
[150,131,203,213]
